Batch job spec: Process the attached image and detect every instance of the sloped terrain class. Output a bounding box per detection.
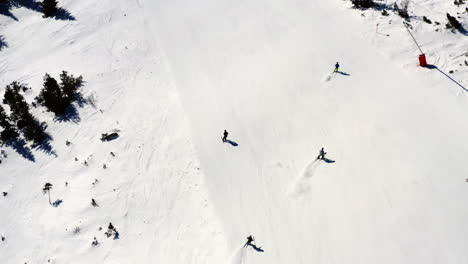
[1,0,468,263]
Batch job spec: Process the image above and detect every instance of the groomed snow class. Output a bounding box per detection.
[1,0,468,263]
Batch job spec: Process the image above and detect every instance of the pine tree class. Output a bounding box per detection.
[43,183,53,205]
[36,74,66,115]
[350,0,374,8]
[20,116,48,143]
[447,13,462,30]
[36,72,84,116]
[3,82,47,143]
[0,104,19,143]
[41,0,58,18]
[393,2,410,20]
[3,82,31,124]
[60,71,83,102]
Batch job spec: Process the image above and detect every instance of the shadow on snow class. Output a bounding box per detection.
[0,1,75,21]
[336,71,350,76]
[246,243,264,252]
[54,104,81,123]
[426,64,468,92]
[0,36,7,51]
[4,138,35,162]
[226,140,239,147]
[31,134,57,157]
[0,0,41,21]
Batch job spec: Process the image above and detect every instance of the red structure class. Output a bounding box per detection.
[419,54,427,67]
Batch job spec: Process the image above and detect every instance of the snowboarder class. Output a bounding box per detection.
[222,130,228,142]
[317,147,327,160]
[244,235,255,247]
[334,62,340,72]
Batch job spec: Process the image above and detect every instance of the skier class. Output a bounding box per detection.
[244,235,255,247]
[222,130,228,142]
[334,62,340,72]
[317,147,327,160]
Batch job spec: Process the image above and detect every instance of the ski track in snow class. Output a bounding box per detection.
[289,159,321,197]
[231,246,246,264]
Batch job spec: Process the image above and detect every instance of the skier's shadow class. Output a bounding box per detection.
[246,243,264,252]
[226,140,239,147]
[317,157,336,163]
[336,71,350,76]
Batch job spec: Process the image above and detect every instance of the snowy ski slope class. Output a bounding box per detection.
[1,0,468,263]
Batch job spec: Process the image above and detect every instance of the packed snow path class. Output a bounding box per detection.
[145,0,468,263]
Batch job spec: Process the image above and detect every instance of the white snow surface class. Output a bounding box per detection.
[1,0,468,263]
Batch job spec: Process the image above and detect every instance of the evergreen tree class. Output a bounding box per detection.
[36,74,66,115]
[350,0,374,8]
[43,183,53,205]
[3,82,31,123]
[41,0,58,18]
[0,104,19,143]
[447,13,462,30]
[36,72,84,116]
[3,82,47,143]
[20,115,48,143]
[60,71,83,102]
[394,2,410,19]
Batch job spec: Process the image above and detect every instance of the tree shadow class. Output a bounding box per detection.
[457,27,468,37]
[0,0,41,21]
[31,135,57,157]
[54,104,80,123]
[0,1,75,21]
[52,199,63,207]
[54,7,75,21]
[226,140,238,147]
[4,138,35,162]
[426,64,468,92]
[336,71,350,76]
[0,36,7,51]
[323,158,336,163]
[74,90,92,109]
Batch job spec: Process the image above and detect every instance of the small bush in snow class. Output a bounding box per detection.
[423,16,432,24]
[105,222,119,239]
[454,0,465,7]
[73,226,81,235]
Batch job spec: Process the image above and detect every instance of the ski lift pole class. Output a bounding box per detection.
[403,22,427,66]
